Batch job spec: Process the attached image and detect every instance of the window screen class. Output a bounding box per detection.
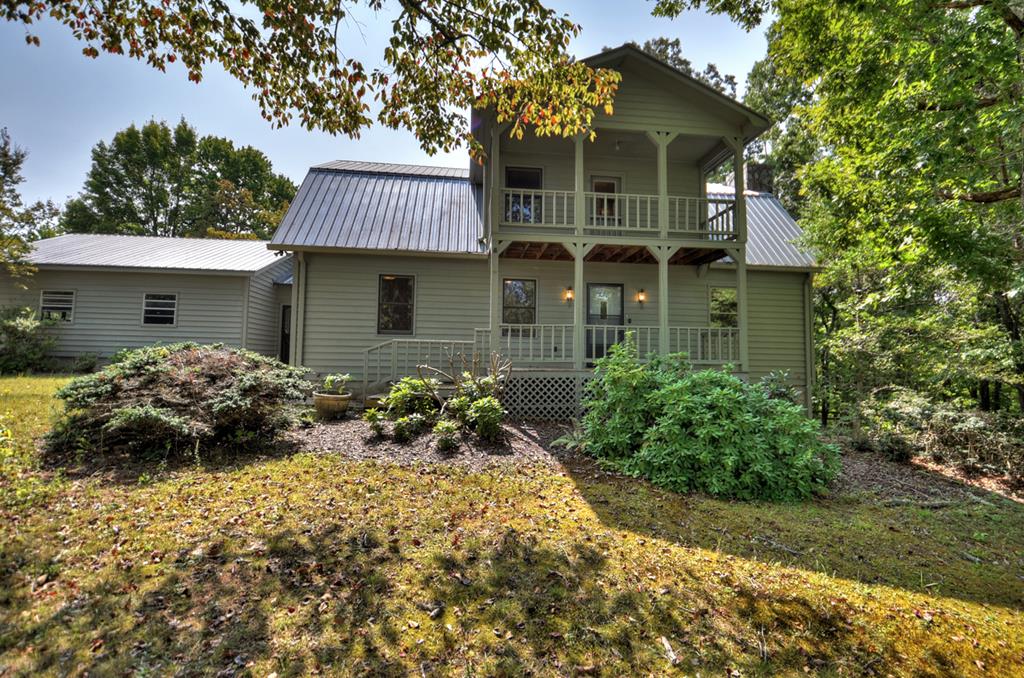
[142,293,177,325]
[40,290,75,322]
[378,275,415,334]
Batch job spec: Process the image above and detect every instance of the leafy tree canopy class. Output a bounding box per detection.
[0,128,59,281]
[62,119,296,239]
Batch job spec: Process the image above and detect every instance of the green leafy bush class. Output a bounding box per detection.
[0,307,56,374]
[433,418,461,452]
[758,370,802,405]
[392,413,428,443]
[468,396,505,443]
[363,408,387,436]
[579,335,839,501]
[47,343,310,458]
[384,377,441,418]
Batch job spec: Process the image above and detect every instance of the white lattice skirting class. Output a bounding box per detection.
[502,371,593,420]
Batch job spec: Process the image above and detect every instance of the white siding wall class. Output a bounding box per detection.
[0,269,247,357]
[297,252,811,394]
[244,256,292,356]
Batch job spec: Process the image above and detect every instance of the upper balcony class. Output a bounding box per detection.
[499,188,735,240]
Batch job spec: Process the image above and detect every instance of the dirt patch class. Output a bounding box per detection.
[290,418,572,472]
[834,448,1017,504]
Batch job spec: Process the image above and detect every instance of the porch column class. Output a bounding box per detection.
[653,246,673,355]
[568,241,595,370]
[727,136,748,243]
[645,131,678,239]
[574,136,585,236]
[490,125,502,240]
[489,246,501,357]
[727,246,750,373]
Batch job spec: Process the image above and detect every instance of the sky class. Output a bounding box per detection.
[0,1,768,205]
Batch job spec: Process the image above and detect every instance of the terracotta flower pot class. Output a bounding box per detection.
[313,392,352,419]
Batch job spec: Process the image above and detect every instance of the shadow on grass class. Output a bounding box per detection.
[560,452,1024,612]
[1,524,406,676]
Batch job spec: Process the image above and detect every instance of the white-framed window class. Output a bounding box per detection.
[377,274,415,335]
[142,293,178,326]
[40,290,75,323]
[504,166,544,224]
[709,287,738,328]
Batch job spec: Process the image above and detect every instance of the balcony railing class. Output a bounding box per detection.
[474,324,738,365]
[499,188,735,239]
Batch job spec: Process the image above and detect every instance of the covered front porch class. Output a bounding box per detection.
[484,238,750,372]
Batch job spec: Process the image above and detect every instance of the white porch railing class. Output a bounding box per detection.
[491,323,574,362]
[502,189,575,226]
[499,189,736,241]
[583,192,658,231]
[362,338,476,396]
[670,326,739,364]
[667,196,736,239]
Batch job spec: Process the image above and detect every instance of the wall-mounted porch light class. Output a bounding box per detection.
[564,286,575,303]
[636,289,647,306]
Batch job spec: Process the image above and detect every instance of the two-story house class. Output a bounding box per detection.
[270,45,816,418]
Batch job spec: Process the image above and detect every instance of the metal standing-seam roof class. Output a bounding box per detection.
[272,162,813,268]
[271,162,485,255]
[27,234,289,274]
[707,184,815,269]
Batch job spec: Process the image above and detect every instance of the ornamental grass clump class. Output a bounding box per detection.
[47,343,310,458]
[579,335,839,501]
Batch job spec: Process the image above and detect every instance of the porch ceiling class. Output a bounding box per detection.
[498,242,728,266]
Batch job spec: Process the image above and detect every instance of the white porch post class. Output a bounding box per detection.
[568,241,595,369]
[489,245,501,357]
[728,136,748,244]
[574,136,585,236]
[654,246,672,355]
[646,131,678,239]
[727,246,749,374]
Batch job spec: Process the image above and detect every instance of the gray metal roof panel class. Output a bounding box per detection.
[27,234,286,273]
[312,160,470,179]
[272,164,486,255]
[707,185,815,268]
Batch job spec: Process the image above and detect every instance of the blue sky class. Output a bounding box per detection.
[0,2,767,205]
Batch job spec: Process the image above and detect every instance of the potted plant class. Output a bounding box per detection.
[313,373,352,419]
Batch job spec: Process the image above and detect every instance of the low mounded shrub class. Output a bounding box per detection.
[579,335,839,501]
[0,307,56,374]
[383,377,442,418]
[47,343,310,458]
[363,408,387,436]
[433,418,461,452]
[467,396,505,443]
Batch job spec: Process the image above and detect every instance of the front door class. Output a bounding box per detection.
[591,176,620,227]
[586,283,624,361]
[279,305,291,363]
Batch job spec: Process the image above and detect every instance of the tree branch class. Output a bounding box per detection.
[917,95,1000,111]
[939,185,1022,203]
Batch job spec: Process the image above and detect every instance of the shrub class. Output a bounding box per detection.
[581,336,687,462]
[392,413,428,443]
[47,343,310,458]
[384,377,441,418]
[758,370,802,405]
[433,418,461,452]
[468,396,504,443]
[579,335,839,501]
[363,408,387,436]
[0,307,56,374]
[444,395,472,425]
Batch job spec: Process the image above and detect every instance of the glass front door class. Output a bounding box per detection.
[586,283,624,360]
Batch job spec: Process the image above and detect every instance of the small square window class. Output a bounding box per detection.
[378,275,414,334]
[143,293,177,326]
[40,290,75,322]
[709,287,738,328]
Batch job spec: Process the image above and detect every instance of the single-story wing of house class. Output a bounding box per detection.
[0,234,293,361]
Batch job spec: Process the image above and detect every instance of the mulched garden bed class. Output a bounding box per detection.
[292,418,1020,505]
[290,418,571,472]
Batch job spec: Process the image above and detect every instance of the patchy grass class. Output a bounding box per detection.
[1,377,1022,676]
[0,375,71,509]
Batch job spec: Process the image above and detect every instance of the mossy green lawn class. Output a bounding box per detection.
[2,376,1022,676]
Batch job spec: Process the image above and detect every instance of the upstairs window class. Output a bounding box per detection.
[709,287,738,328]
[378,274,415,334]
[504,167,543,224]
[40,290,75,322]
[142,293,177,326]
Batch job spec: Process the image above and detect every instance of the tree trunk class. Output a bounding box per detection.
[979,380,991,411]
[993,382,1003,411]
